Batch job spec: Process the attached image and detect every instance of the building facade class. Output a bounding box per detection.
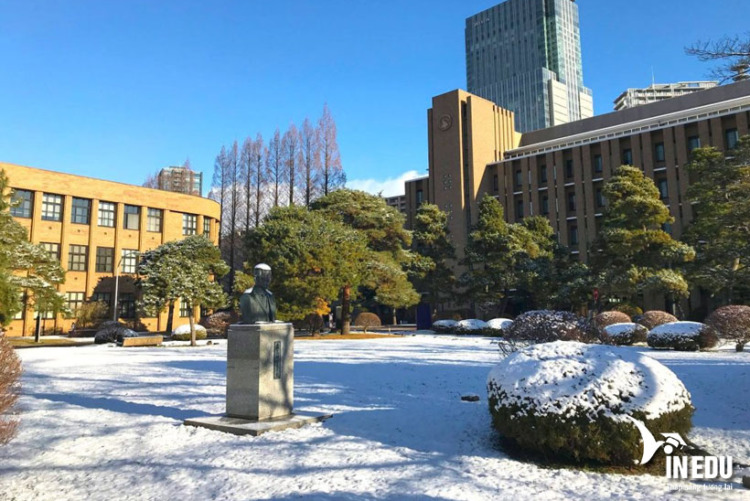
[2,162,221,337]
[406,80,750,288]
[614,81,718,111]
[157,166,203,195]
[465,0,593,133]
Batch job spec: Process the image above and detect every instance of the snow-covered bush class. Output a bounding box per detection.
[172,324,207,341]
[505,310,594,343]
[487,341,693,466]
[486,318,513,337]
[594,311,631,329]
[456,319,489,334]
[431,319,458,334]
[353,312,381,333]
[601,323,648,346]
[647,321,718,351]
[94,321,130,344]
[0,337,21,445]
[705,305,750,352]
[638,311,678,331]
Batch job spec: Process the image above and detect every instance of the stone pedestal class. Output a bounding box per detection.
[184,322,332,436]
[226,322,294,420]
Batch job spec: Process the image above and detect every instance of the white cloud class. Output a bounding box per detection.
[347,170,424,198]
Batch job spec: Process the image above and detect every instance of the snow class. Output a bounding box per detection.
[173,324,207,335]
[431,319,458,329]
[604,322,645,338]
[457,319,489,331]
[3,336,749,499]
[649,321,706,337]
[487,318,514,331]
[487,341,692,422]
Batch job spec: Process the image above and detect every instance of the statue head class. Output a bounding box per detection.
[253,263,272,290]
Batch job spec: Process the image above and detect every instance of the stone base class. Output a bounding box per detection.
[184,412,332,437]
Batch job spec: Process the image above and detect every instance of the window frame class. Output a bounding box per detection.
[68,244,89,272]
[121,249,138,274]
[41,242,61,261]
[123,205,140,231]
[98,201,116,227]
[182,213,197,236]
[10,189,33,218]
[147,208,163,233]
[71,197,91,225]
[95,247,115,273]
[41,193,63,222]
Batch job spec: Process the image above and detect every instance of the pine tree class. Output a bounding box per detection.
[590,165,695,309]
[409,203,456,310]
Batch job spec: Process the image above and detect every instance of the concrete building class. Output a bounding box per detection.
[614,81,718,111]
[157,166,203,195]
[384,194,407,215]
[404,80,750,300]
[465,0,593,133]
[2,162,221,337]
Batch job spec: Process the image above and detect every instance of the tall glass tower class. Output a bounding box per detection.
[466,0,593,132]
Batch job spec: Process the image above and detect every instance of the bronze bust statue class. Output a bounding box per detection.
[239,264,277,324]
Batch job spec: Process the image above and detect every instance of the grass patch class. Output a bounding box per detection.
[6,338,90,348]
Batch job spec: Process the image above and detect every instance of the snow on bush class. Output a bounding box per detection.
[487,341,693,465]
[594,311,631,329]
[505,310,593,343]
[94,321,130,344]
[647,321,718,351]
[431,319,458,334]
[487,318,513,331]
[456,319,489,333]
[637,311,677,330]
[705,305,750,352]
[172,324,207,341]
[601,322,648,346]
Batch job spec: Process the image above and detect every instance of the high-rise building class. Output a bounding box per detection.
[465,0,593,133]
[157,166,202,196]
[613,81,718,111]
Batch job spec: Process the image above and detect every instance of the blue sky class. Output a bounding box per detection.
[1,0,748,196]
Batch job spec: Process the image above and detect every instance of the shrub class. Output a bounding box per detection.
[75,301,109,330]
[647,321,718,351]
[594,311,631,329]
[505,310,593,344]
[705,305,750,352]
[171,324,208,341]
[601,323,648,346]
[200,311,237,337]
[612,304,643,318]
[432,319,458,334]
[638,311,678,330]
[486,318,513,337]
[0,337,22,445]
[302,313,325,334]
[487,341,693,466]
[456,319,489,334]
[353,312,381,333]
[94,321,129,344]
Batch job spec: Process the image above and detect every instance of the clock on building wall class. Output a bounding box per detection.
[438,114,453,131]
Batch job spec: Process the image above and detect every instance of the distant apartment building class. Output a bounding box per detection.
[614,81,718,111]
[466,0,593,132]
[384,194,407,214]
[3,162,220,337]
[158,166,202,195]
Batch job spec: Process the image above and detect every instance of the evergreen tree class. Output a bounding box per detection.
[684,136,750,305]
[138,235,228,346]
[409,203,456,310]
[590,165,694,309]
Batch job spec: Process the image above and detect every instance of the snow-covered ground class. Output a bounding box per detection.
[2,335,748,500]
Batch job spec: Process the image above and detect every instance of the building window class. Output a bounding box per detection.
[565,159,574,179]
[95,247,114,273]
[514,170,523,190]
[91,292,112,308]
[416,189,424,205]
[622,149,633,165]
[182,213,197,235]
[98,201,116,227]
[118,293,136,319]
[41,242,60,261]
[147,208,163,233]
[121,249,138,274]
[541,195,549,215]
[493,174,499,192]
[41,193,63,221]
[10,190,33,218]
[539,165,547,184]
[515,198,524,219]
[567,192,576,212]
[123,205,140,230]
[725,128,739,150]
[203,217,211,236]
[68,244,88,272]
[71,197,91,225]
[35,308,55,320]
[654,142,665,163]
[688,136,701,153]
[65,292,85,315]
[595,188,605,208]
[180,299,192,318]
[569,225,579,246]
[657,179,669,200]
[593,155,603,175]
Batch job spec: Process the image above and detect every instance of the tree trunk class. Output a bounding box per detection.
[166,303,175,335]
[341,285,351,335]
[188,304,196,347]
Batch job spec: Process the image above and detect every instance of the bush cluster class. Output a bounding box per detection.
[505,310,594,343]
[353,312,381,333]
[94,321,130,344]
[705,305,750,352]
[594,311,631,329]
[0,337,21,445]
[200,311,237,337]
[171,324,208,341]
[647,321,718,351]
[638,311,678,330]
[601,323,648,346]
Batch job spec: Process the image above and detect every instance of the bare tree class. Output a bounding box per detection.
[282,124,301,206]
[318,104,346,196]
[300,118,321,207]
[143,170,160,188]
[241,137,255,235]
[267,129,283,207]
[686,35,750,83]
[252,133,266,228]
[226,141,242,290]
[210,146,229,249]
